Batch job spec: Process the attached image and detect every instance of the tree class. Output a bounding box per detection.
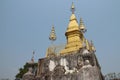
[15,62,38,79]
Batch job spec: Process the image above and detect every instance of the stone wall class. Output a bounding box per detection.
[36,49,104,80]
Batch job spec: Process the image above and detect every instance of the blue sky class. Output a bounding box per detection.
[0,0,120,79]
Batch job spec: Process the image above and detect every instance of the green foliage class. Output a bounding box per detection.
[15,63,38,79]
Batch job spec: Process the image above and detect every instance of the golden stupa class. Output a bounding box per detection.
[60,3,85,55]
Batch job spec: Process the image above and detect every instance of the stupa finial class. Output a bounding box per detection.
[71,2,75,14]
[49,25,57,42]
[80,18,87,33]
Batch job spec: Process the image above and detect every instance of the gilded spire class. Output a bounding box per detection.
[47,26,56,57]
[80,18,87,33]
[49,25,56,41]
[67,3,79,33]
[71,2,75,14]
[69,2,77,21]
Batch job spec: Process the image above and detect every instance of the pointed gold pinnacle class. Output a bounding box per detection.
[49,25,56,41]
[80,18,86,33]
